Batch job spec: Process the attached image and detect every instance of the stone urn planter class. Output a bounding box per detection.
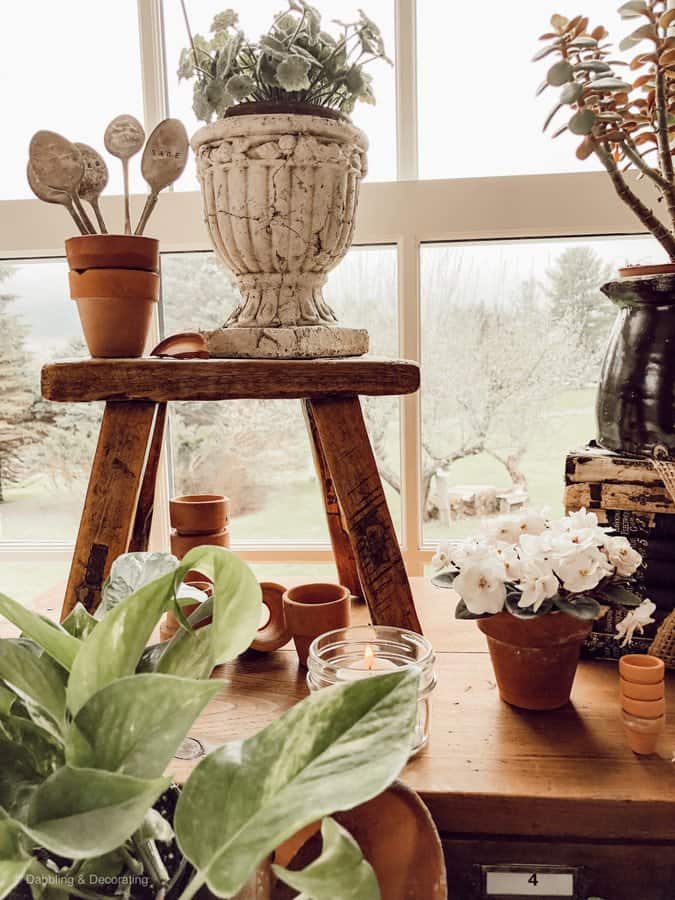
[191,104,369,359]
[597,265,675,458]
[478,612,592,711]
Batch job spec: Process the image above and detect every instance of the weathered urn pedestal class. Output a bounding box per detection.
[191,105,369,359]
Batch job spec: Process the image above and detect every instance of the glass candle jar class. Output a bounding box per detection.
[306,625,436,755]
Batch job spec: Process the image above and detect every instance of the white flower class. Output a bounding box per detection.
[453,559,507,615]
[515,510,547,536]
[554,547,612,593]
[519,531,554,558]
[485,517,522,546]
[615,599,656,648]
[549,527,599,558]
[565,508,599,531]
[432,540,451,570]
[497,545,524,582]
[604,535,642,577]
[517,558,559,612]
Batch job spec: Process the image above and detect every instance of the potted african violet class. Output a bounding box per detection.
[178,1,390,358]
[0,544,419,899]
[537,5,675,457]
[432,509,652,709]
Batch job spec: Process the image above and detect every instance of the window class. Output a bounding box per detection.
[0,1,658,595]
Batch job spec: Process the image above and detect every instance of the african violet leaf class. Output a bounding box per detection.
[504,593,554,619]
[0,640,66,738]
[0,594,80,672]
[67,674,221,777]
[0,817,31,897]
[431,571,456,590]
[595,582,642,607]
[22,767,170,859]
[156,546,261,679]
[175,668,418,898]
[454,599,488,620]
[553,593,602,620]
[61,604,98,640]
[273,817,380,900]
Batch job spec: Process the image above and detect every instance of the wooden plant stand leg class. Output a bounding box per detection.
[303,400,362,599]
[61,401,157,620]
[307,396,422,633]
[129,402,167,553]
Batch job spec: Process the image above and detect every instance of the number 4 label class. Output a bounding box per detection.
[484,868,576,897]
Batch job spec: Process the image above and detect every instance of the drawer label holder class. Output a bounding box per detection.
[481,864,581,899]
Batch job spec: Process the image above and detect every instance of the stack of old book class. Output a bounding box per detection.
[565,441,675,660]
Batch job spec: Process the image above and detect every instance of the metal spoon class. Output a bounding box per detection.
[104,114,145,235]
[26,162,88,235]
[75,142,108,234]
[134,119,189,235]
[28,131,95,233]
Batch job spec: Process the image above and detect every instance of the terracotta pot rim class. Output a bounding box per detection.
[66,234,159,245]
[224,100,346,121]
[171,494,229,506]
[621,695,666,718]
[283,583,350,609]
[619,654,665,683]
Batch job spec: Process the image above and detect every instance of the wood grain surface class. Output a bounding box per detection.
[41,357,420,402]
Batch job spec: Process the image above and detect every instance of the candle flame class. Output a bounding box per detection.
[364,644,376,671]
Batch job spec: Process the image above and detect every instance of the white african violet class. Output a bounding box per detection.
[191,112,370,358]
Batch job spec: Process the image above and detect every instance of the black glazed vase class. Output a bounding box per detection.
[596,271,675,457]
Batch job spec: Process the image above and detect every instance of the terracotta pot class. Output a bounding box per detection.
[170,494,230,535]
[597,271,675,456]
[65,234,159,272]
[620,677,664,701]
[224,100,345,121]
[68,268,159,358]
[477,612,592,711]
[170,528,230,559]
[251,582,292,652]
[621,695,666,719]
[619,653,665,684]
[622,711,665,755]
[160,581,213,642]
[282,583,351,666]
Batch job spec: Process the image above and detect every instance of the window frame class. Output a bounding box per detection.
[0,0,658,578]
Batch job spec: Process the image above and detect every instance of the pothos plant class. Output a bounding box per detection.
[178,0,391,122]
[432,508,655,645]
[536,2,675,260]
[0,545,418,899]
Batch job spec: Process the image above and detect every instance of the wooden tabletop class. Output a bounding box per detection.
[13,577,675,842]
[40,357,420,403]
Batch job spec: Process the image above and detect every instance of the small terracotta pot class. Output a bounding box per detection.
[170,494,230,535]
[65,234,159,272]
[477,612,592,711]
[251,582,293,652]
[621,695,666,719]
[160,581,213,642]
[620,677,664,701]
[283,583,351,667]
[170,528,230,559]
[68,268,159,358]
[622,711,665,755]
[619,654,665,684]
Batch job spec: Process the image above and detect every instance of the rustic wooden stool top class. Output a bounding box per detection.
[41,357,421,631]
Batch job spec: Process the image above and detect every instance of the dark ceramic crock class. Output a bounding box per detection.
[596,270,675,458]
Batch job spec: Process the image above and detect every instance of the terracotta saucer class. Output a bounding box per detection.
[151,332,209,359]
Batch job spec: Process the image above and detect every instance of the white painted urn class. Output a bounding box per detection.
[191,106,369,358]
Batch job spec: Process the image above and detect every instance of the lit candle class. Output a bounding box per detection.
[336,643,400,681]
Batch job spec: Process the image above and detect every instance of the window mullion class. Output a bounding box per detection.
[137,0,169,132]
[395,0,419,181]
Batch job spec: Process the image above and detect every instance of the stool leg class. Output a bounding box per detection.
[303,400,362,599]
[129,402,167,553]
[61,401,157,620]
[306,396,422,633]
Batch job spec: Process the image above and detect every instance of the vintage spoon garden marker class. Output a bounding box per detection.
[104,114,145,235]
[26,162,87,235]
[75,142,108,233]
[29,130,95,234]
[134,119,189,235]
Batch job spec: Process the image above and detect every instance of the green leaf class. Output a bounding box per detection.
[454,599,487,620]
[61,604,98,640]
[175,669,418,897]
[618,0,649,18]
[0,741,44,820]
[574,61,611,73]
[0,817,31,897]
[504,593,554,619]
[0,594,80,672]
[0,684,16,717]
[273,817,380,900]
[546,59,573,86]
[431,571,457,589]
[137,808,174,844]
[157,547,261,679]
[560,82,583,104]
[619,24,656,51]
[0,640,66,738]
[68,674,221,777]
[276,56,312,91]
[532,43,562,62]
[0,714,63,781]
[569,109,596,135]
[589,77,632,92]
[23,767,170,859]
[553,594,602,620]
[594,582,643,607]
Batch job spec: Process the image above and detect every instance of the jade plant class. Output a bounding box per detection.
[536,2,675,259]
[0,546,418,899]
[178,0,391,121]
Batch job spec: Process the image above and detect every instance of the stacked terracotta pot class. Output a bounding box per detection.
[65,235,160,358]
[619,654,665,755]
[169,494,230,558]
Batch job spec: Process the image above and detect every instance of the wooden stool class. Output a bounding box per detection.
[41,357,422,633]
